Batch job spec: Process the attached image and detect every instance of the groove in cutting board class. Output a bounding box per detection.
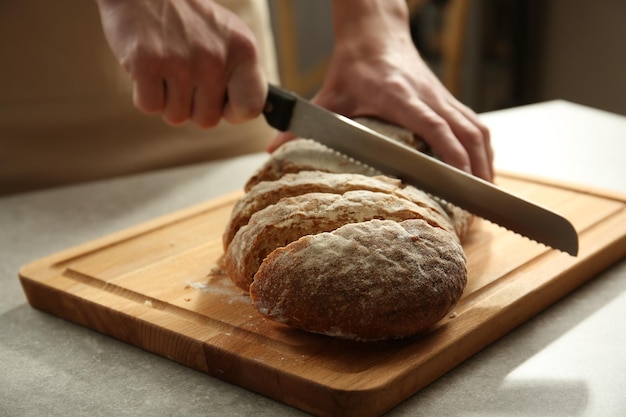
[19,173,626,417]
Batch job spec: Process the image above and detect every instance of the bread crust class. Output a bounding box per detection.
[244,139,380,192]
[250,219,467,341]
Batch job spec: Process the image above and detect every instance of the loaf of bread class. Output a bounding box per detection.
[250,219,466,341]
[222,119,472,341]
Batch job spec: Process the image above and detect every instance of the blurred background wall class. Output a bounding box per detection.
[528,0,626,116]
[268,0,626,116]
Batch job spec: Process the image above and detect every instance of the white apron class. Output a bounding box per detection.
[0,0,278,194]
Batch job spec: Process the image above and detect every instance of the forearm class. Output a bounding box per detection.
[331,0,410,47]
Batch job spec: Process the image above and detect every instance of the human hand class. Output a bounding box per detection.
[268,0,493,181]
[94,0,267,127]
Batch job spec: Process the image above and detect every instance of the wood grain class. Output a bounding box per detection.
[19,173,626,417]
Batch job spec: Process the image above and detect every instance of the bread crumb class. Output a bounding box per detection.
[144,300,153,308]
[449,311,458,319]
[185,281,211,292]
[209,264,226,276]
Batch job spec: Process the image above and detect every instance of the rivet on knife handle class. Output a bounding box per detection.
[264,84,297,132]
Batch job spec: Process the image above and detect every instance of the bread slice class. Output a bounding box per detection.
[245,138,473,241]
[223,171,455,249]
[224,190,454,291]
[245,116,428,191]
[245,139,379,191]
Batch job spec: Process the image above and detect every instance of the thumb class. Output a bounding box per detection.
[223,61,268,124]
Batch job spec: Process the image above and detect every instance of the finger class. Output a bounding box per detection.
[191,84,226,129]
[392,100,473,175]
[442,104,493,181]
[267,131,297,152]
[132,76,165,115]
[450,101,495,180]
[222,63,267,124]
[449,118,492,181]
[162,77,194,126]
[393,95,493,181]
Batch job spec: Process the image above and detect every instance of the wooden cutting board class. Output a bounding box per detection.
[19,172,626,417]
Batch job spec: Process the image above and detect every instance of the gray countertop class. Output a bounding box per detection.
[2,101,625,416]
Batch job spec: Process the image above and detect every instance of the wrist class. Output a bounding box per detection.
[331,0,412,61]
[331,0,409,41]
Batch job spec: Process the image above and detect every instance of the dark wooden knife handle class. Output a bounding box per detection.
[263,84,297,132]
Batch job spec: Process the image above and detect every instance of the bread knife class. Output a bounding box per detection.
[262,84,579,256]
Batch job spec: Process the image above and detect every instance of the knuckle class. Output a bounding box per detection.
[193,42,225,71]
[421,112,448,133]
[477,121,491,143]
[230,31,259,62]
[380,74,413,100]
[166,55,193,83]
[131,44,194,83]
[128,44,163,77]
[459,123,484,147]
[458,119,492,153]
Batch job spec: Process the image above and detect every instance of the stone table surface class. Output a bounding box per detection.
[2,101,625,416]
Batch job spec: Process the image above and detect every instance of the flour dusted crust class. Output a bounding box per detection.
[250,219,467,341]
[246,137,473,240]
[224,190,453,291]
[223,171,454,249]
[244,138,379,192]
[222,118,473,341]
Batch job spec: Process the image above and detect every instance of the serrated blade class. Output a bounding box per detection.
[263,85,578,256]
